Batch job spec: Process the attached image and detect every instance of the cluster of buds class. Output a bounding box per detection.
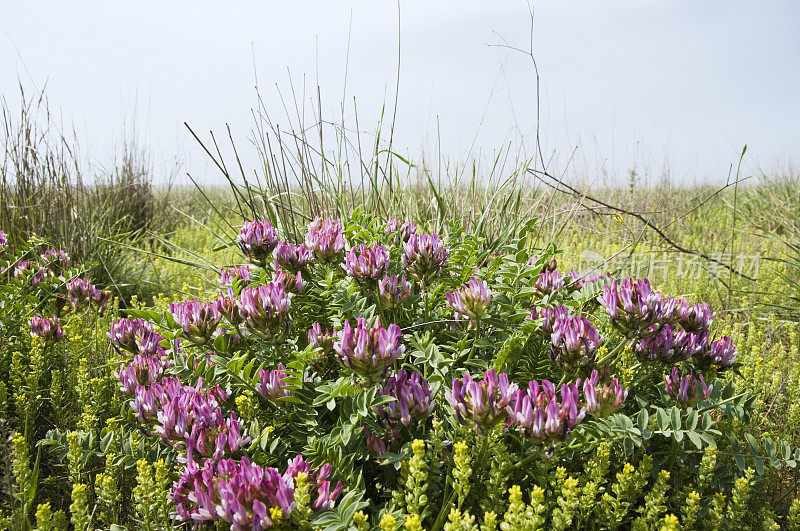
[506,379,585,443]
[334,318,404,385]
[40,249,70,271]
[665,367,712,407]
[171,455,342,528]
[582,368,627,417]
[169,299,223,344]
[308,322,336,354]
[598,278,665,337]
[66,277,111,311]
[108,318,166,357]
[385,218,417,244]
[534,270,564,297]
[635,325,707,363]
[220,266,252,289]
[256,365,292,402]
[446,279,492,324]
[237,220,278,266]
[402,234,448,288]
[549,315,601,370]
[375,370,434,428]
[236,283,292,343]
[28,315,64,343]
[446,370,518,433]
[529,305,571,335]
[378,274,411,310]
[273,242,313,272]
[342,244,390,288]
[273,267,307,294]
[306,217,346,262]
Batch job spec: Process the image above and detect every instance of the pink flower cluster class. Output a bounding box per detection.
[28,315,63,343]
[334,317,405,385]
[67,277,111,311]
[237,220,279,267]
[306,217,346,262]
[402,233,448,287]
[342,243,390,288]
[171,455,342,529]
[446,279,492,323]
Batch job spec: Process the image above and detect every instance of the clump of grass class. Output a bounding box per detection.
[0,87,176,302]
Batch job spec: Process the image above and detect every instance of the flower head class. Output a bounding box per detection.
[549,315,601,370]
[168,299,223,344]
[40,249,70,270]
[385,218,417,244]
[446,279,492,324]
[28,315,63,343]
[402,233,448,287]
[342,244,390,288]
[256,365,292,402]
[273,242,313,272]
[506,379,586,443]
[67,277,110,311]
[375,370,434,428]
[236,283,292,343]
[334,318,404,385]
[237,220,278,266]
[273,266,307,294]
[598,278,665,337]
[220,266,252,288]
[674,301,715,332]
[446,370,518,433]
[0,230,7,251]
[534,270,564,296]
[582,369,627,417]
[378,274,411,310]
[635,325,708,362]
[306,217,346,262]
[699,336,736,368]
[308,322,336,353]
[665,367,712,407]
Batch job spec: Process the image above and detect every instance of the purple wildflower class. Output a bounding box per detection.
[308,322,336,353]
[378,274,411,310]
[446,370,518,433]
[402,233,448,287]
[171,455,342,528]
[334,317,405,385]
[665,367,712,407]
[220,266,252,288]
[40,249,70,270]
[28,315,63,343]
[342,243,390,288]
[375,370,434,428]
[598,278,665,337]
[272,242,313,272]
[635,325,708,362]
[446,279,492,323]
[0,230,6,251]
[529,305,572,335]
[236,283,292,343]
[117,354,171,394]
[306,217,346,262]
[108,318,156,354]
[385,218,417,244]
[549,315,601,370]
[699,336,737,368]
[506,379,586,443]
[168,299,223,344]
[237,220,278,266]
[582,369,627,417]
[273,266,307,294]
[535,270,564,296]
[256,364,292,402]
[674,301,715,332]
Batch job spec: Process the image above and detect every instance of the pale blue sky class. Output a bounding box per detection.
[2,1,799,185]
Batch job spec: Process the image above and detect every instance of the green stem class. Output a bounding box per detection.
[467,318,480,362]
[596,338,632,367]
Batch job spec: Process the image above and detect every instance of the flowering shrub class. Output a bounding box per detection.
[0,215,796,529]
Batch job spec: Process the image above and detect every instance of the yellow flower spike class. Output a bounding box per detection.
[380,513,398,531]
